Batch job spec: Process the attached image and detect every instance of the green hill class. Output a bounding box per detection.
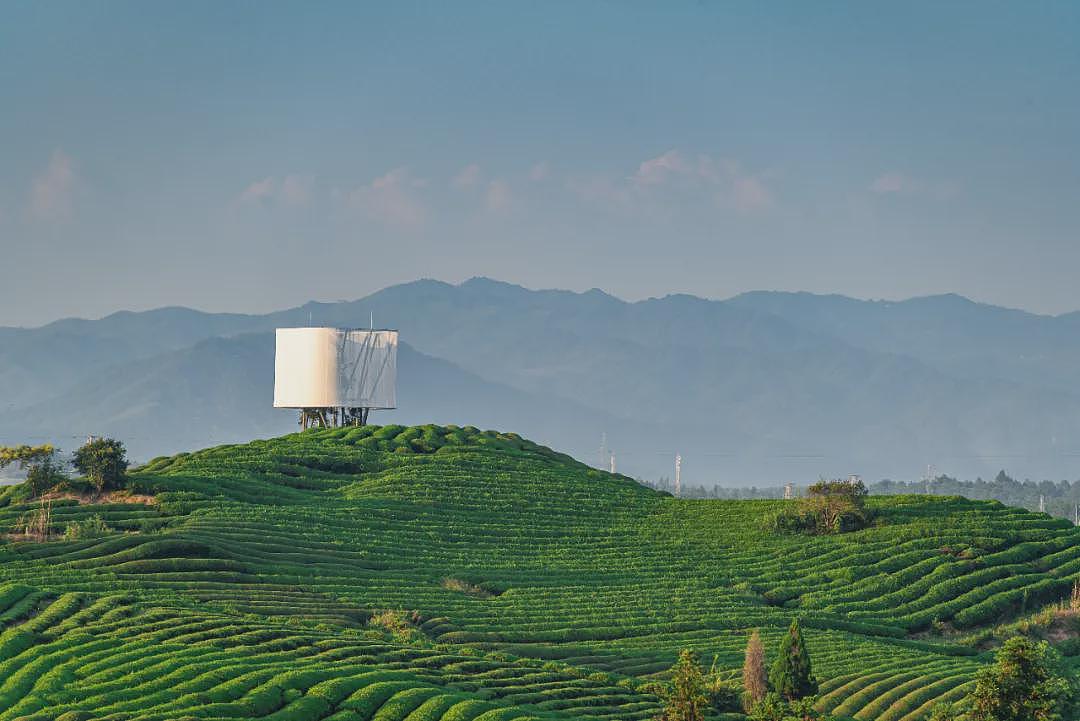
[1,425,1079,720]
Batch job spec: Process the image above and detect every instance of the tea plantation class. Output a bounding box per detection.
[1,424,1079,720]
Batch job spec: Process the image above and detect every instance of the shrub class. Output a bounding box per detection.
[708,677,743,713]
[63,515,110,541]
[750,693,829,721]
[138,517,170,533]
[368,610,423,643]
[775,478,873,535]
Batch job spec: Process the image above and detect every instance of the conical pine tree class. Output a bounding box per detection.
[742,629,768,711]
[768,618,818,700]
[662,649,709,721]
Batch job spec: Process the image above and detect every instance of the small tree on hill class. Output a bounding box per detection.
[0,444,66,496]
[659,650,709,721]
[73,438,128,495]
[25,452,67,497]
[769,619,818,701]
[776,478,872,534]
[966,637,1075,721]
[805,479,869,532]
[743,628,769,711]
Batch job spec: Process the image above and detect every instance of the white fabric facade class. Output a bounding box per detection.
[273,327,397,409]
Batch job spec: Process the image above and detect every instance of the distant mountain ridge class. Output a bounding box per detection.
[2,278,1080,485]
[728,290,1080,393]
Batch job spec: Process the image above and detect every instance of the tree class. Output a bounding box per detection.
[73,438,128,494]
[659,650,709,721]
[0,444,54,471]
[25,453,67,496]
[801,492,859,533]
[769,619,818,701]
[805,478,869,532]
[743,629,769,711]
[966,637,1075,721]
[776,478,872,534]
[0,444,65,496]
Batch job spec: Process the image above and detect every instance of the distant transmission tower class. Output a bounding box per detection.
[609,452,616,475]
[1039,494,1046,513]
[674,454,682,497]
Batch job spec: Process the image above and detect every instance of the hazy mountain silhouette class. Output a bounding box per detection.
[3,278,1080,485]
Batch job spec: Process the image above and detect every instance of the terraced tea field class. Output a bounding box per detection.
[1,424,1079,720]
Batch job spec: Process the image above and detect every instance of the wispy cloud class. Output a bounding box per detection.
[731,176,773,212]
[237,174,313,208]
[238,176,276,204]
[870,172,911,194]
[30,149,76,221]
[528,161,550,182]
[280,175,314,207]
[631,149,694,186]
[348,167,427,229]
[568,149,697,207]
[565,175,633,209]
[716,160,774,213]
[236,153,774,226]
[451,163,481,189]
[870,171,959,200]
[485,179,512,213]
[619,149,775,213]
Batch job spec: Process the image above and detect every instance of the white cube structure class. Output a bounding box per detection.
[274,328,397,416]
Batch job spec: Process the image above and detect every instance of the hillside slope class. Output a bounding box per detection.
[1,427,1079,719]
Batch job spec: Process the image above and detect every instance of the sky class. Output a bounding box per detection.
[1,1,1078,326]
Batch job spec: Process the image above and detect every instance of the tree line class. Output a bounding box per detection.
[645,470,1080,522]
[876,470,1080,522]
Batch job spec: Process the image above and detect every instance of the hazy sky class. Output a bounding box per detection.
[2,1,1078,326]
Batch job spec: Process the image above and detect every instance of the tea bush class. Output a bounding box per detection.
[0,425,1075,719]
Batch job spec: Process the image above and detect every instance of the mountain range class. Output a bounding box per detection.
[3,277,1080,485]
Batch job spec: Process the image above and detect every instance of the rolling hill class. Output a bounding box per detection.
[0,426,1078,719]
[4,278,1080,484]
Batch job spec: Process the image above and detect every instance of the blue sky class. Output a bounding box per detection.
[1,1,1078,325]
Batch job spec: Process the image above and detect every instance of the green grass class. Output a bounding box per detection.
[0,423,1078,719]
